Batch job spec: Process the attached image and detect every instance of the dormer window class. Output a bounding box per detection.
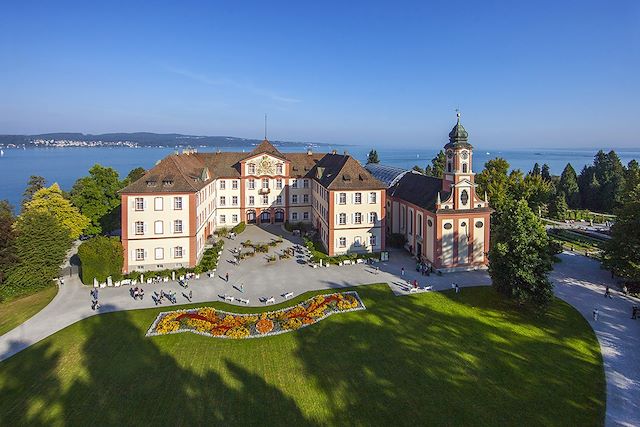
[162,179,174,187]
[146,180,157,187]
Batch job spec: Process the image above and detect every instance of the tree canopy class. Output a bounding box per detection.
[488,198,554,310]
[78,236,124,285]
[549,193,568,220]
[22,184,89,240]
[558,163,580,208]
[425,150,446,178]
[366,150,380,164]
[124,167,146,186]
[71,164,123,235]
[1,210,72,301]
[476,158,511,212]
[0,201,16,285]
[21,175,45,209]
[603,184,640,282]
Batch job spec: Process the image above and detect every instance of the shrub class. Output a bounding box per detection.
[232,222,246,234]
[215,227,229,237]
[78,236,123,285]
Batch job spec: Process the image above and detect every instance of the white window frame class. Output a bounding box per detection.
[292,194,298,204]
[248,163,256,174]
[369,235,376,246]
[303,194,309,204]
[303,211,309,220]
[276,195,282,205]
[291,212,298,220]
[174,196,183,210]
[339,193,346,204]
[339,237,347,248]
[248,179,255,190]
[154,247,164,260]
[355,192,362,204]
[135,197,144,211]
[135,221,144,235]
[249,196,255,206]
[220,196,226,206]
[339,213,347,225]
[369,192,377,204]
[174,220,183,233]
[135,248,145,261]
[154,197,163,211]
[291,179,298,188]
[276,178,283,189]
[354,236,362,246]
[303,179,309,188]
[369,212,376,224]
[154,220,163,235]
[354,212,362,224]
[232,180,238,190]
[262,195,269,205]
[219,180,226,190]
[232,214,238,223]
[175,246,183,258]
[220,214,226,224]
[232,196,238,206]
[276,163,283,174]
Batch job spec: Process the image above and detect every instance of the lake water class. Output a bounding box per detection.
[1,145,638,210]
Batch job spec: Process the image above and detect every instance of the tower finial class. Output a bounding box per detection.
[264,113,268,140]
[455,107,461,124]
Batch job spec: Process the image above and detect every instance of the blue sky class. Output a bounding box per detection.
[1,0,638,149]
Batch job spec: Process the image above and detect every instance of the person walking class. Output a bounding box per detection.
[189,290,193,302]
[240,283,244,293]
[401,267,405,277]
[632,305,638,320]
[225,272,229,282]
[604,286,613,299]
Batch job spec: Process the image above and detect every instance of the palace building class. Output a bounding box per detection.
[120,140,386,273]
[366,113,492,271]
[120,114,490,274]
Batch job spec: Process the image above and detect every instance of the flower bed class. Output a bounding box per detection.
[145,291,365,339]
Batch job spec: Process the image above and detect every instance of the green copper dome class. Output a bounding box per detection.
[445,113,473,149]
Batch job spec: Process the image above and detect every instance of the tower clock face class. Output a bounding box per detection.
[461,151,469,160]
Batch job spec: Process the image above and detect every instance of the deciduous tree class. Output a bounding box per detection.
[22,184,89,240]
[0,201,16,285]
[21,175,45,209]
[71,164,123,235]
[488,198,554,311]
[77,236,123,285]
[603,184,640,281]
[476,158,511,212]
[124,167,146,185]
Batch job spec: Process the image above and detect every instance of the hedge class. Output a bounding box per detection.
[232,222,246,234]
[78,236,124,285]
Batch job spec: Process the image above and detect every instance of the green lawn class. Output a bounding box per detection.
[0,285,604,426]
[0,286,58,336]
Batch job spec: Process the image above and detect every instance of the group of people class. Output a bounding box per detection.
[592,285,640,321]
[416,261,433,276]
[153,289,180,305]
[129,286,145,300]
[90,288,100,310]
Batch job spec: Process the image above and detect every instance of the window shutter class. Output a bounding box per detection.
[143,223,148,234]
[130,198,135,208]
[350,214,354,224]
[143,199,147,209]
[144,250,148,259]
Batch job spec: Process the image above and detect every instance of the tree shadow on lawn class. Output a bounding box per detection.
[0,310,314,426]
[0,285,604,426]
[292,285,605,426]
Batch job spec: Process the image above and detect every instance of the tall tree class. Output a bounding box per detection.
[412,165,425,174]
[578,166,599,211]
[22,183,89,240]
[541,164,552,181]
[21,175,46,209]
[530,163,541,176]
[520,172,554,214]
[366,150,380,164]
[603,184,640,281]
[476,158,511,212]
[488,198,554,310]
[1,210,72,300]
[623,160,640,198]
[0,201,17,285]
[558,163,580,208]
[592,150,626,212]
[124,167,146,186]
[71,164,123,235]
[549,193,569,220]
[424,150,446,178]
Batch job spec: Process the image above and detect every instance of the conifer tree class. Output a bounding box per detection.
[558,163,580,208]
[366,150,380,164]
[424,150,446,178]
[603,184,640,281]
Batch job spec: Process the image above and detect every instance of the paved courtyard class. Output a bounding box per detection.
[0,225,637,426]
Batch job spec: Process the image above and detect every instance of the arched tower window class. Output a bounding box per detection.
[447,163,452,173]
[462,163,468,173]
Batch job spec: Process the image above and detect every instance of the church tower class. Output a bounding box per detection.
[439,112,486,211]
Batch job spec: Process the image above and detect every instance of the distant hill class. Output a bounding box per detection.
[0,132,336,148]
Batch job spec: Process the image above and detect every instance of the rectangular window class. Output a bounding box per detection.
[339,237,347,247]
[303,179,309,188]
[154,197,163,211]
[291,212,298,220]
[354,212,362,224]
[369,212,376,223]
[303,211,309,220]
[276,178,283,189]
[232,214,238,223]
[276,163,283,174]
[276,195,282,205]
[219,180,226,190]
[291,179,298,188]
[135,197,144,211]
[174,197,183,210]
[136,249,145,261]
[292,195,298,204]
[339,213,346,225]
[248,179,255,190]
[220,196,226,206]
[135,221,144,235]
[262,195,269,205]
[154,221,163,234]
[175,246,183,258]
[174,220,183,233]
[369,235,376,246]
[155,248,164,260]
[232,180,238,190]
[355,192,362,204]
[369,192,377,204]
[354,236,362,246]
[249,196,255,205]
[303,194,309,204]
[248,163,255,174]
[339,193,346,204]
[262,178,269,189]
[220,215,226,224]
[232,196,238,206]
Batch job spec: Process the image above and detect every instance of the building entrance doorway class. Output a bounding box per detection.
[274,210,285,223]
[260,210,271,223]
[247,210,256,224]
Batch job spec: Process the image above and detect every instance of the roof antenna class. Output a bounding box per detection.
[264,113,267,140]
